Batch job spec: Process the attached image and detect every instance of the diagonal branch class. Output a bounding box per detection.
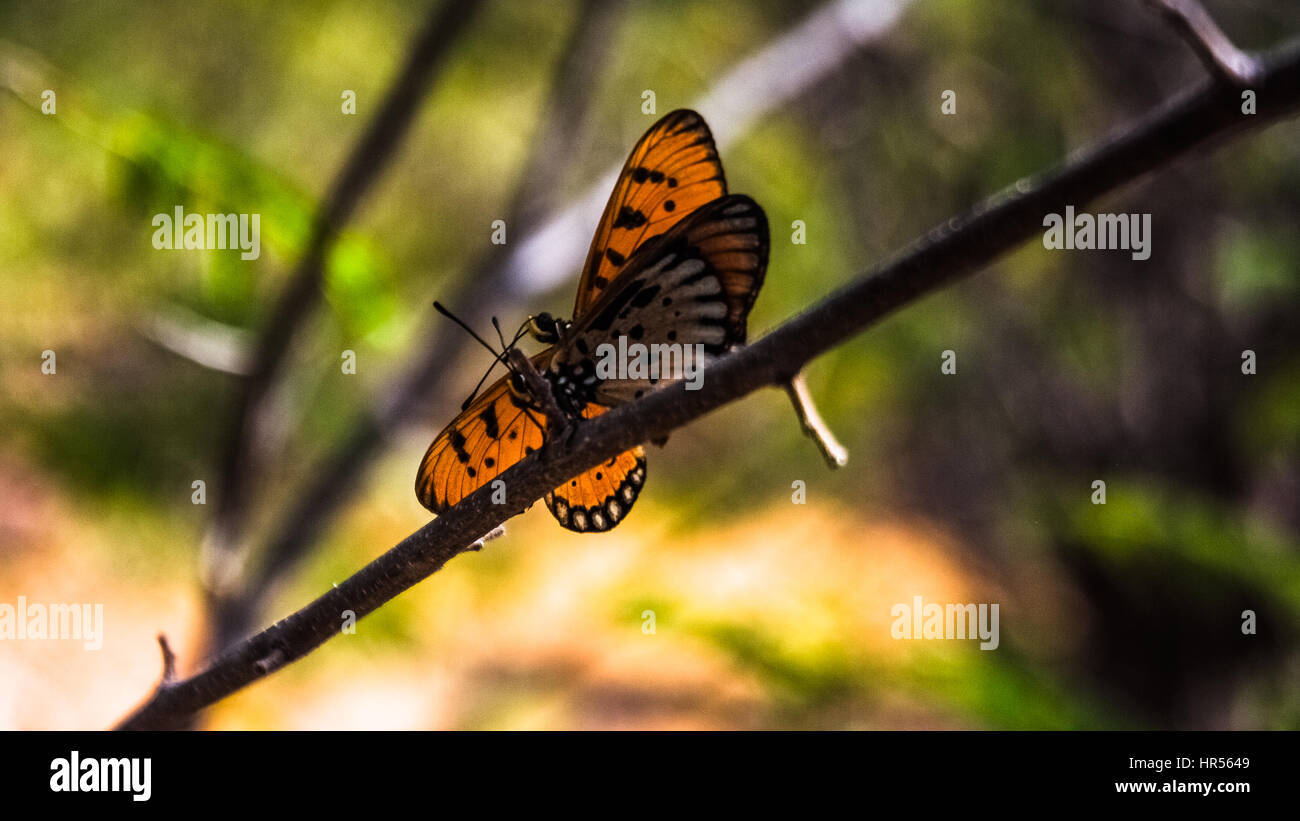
[116,34,1300,730]
[204,0,481,593]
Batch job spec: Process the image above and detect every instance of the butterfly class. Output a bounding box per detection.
[416,109,768,532]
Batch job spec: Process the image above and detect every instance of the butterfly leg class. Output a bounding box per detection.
[506,348,570,440]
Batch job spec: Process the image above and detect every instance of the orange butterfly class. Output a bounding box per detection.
[416,109,768,532]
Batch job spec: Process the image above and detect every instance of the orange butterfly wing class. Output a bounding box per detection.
[544,403,646,532]
[416,371,647,533]
[418,111,755,535]
[415,352,550,512]
[542,196,768,531]
[573,109,726,316]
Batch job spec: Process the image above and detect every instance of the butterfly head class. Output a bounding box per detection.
[505,368,531,404]
[526,312,567,345]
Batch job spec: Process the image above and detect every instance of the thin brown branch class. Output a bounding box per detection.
[469,524,507,551]
[1143,0,1262,85]
[204,0,481,593]
[115,34,1300,730]
[156,633,177,685]
[784,372,848,468]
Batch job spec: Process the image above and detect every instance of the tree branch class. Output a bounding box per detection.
[156,633,178,685]
[115,33,1300,730]
[784,372,849,468]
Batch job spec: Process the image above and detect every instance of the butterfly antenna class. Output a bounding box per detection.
[462,321,540,410]
[436,302,535,410]
[491,316,510,352]
[510,318,531,346]
[434,301,504,362]
[460,364,500,411]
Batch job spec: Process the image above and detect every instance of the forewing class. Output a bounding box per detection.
[574,109,726,316]
[415,355,550,512]
[558,194,769,405]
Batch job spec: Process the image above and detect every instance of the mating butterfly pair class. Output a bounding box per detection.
[415,110,769,532]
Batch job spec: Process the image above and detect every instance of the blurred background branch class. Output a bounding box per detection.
[203,0,481,600]
[1143,0,1262,84]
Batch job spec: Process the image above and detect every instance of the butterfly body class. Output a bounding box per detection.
[417,110,768,532]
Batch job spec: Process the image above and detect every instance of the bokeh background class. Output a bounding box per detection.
[1,0,1298,729]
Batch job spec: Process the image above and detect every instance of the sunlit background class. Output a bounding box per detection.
[2,0,1298,730]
